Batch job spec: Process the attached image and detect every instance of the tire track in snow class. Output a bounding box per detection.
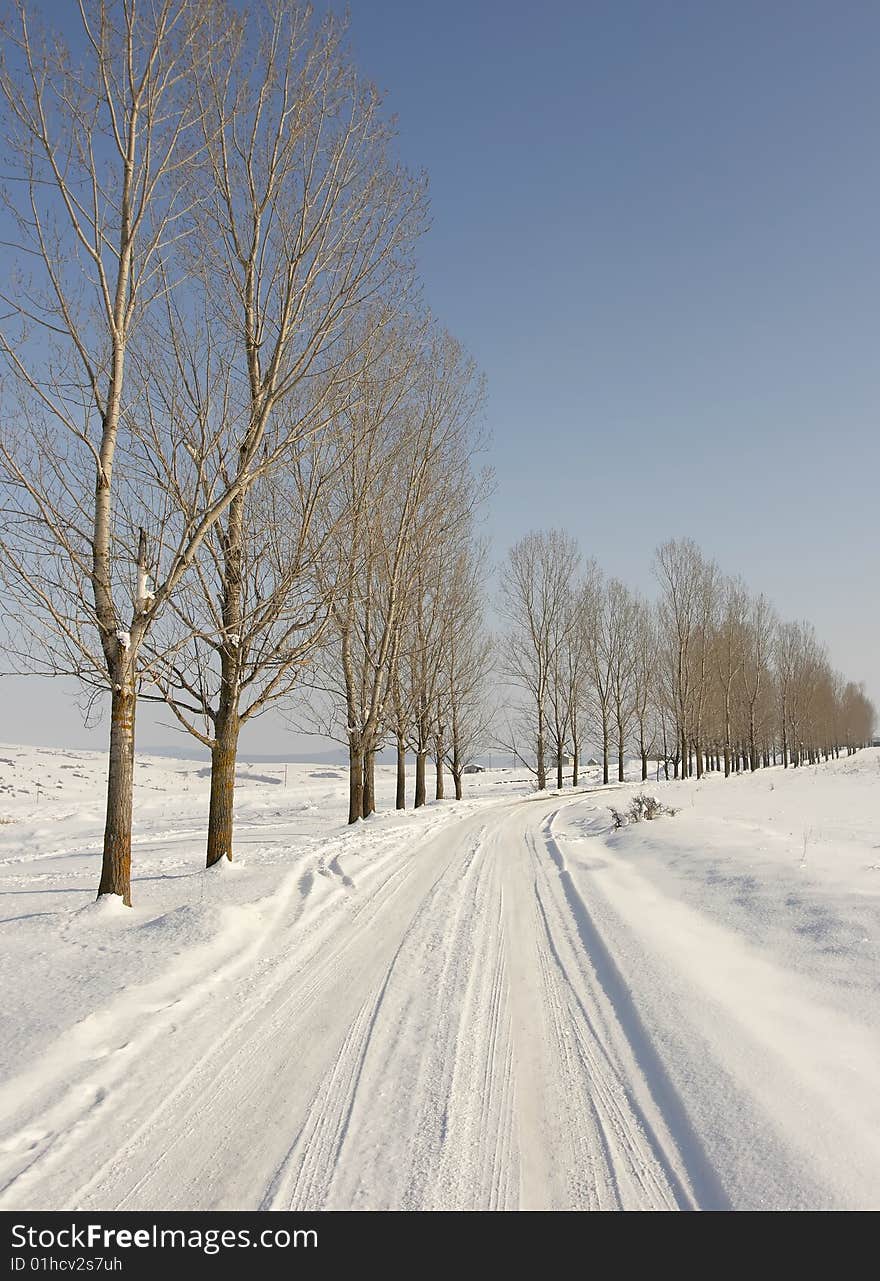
[38,806,505,1210]
[265,825,518,1210]
[493,806,683,1209]
[1,791,728,1210]
[535,805,730,1210]
[0,810,460,1208]
[77,834,465,1210]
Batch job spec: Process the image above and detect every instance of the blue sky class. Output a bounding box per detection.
[343,0,879,696]
[3,0,878,750]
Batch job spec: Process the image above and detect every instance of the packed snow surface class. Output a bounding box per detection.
[0,745,878,1210]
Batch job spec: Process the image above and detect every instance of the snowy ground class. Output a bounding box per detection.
[0,744,878,1210]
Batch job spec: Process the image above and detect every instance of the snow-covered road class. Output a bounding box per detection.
[0,792,692,1210]
[1,751,878,1210]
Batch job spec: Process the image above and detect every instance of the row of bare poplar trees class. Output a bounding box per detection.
[500,532,875,789]
[0,1,490,906]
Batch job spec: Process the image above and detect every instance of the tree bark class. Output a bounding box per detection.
[396,737,406,810]
[618,733,624,783]
[749,713,758,772]
[414,750,427,808]
[572,744,579,788]
[97,676,136,905]
[204,485,247,859]
[362,748,376,818]
[451,726,463,800]
[348,742,364,824]
[91,97,137,907]
[206,710,240,866]
[435,704,445,800]
[536,714,546,789]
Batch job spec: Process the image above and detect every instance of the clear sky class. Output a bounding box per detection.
[3,0,878,752]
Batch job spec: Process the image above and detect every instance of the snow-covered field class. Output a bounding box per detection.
[0,744,878,1210]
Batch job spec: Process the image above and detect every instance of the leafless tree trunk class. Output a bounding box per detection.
[146,432,344,864]
[363,748,377,818]
[396,736,407,809]
[389,659,411,810]
[303,326,485,823]
[738,594,776,776]
[630,597,657,783]
[712,577,748,779]
[564,567,598,787]
[434,702,446,800]
[655,539,716,782]
[604,581,638,783]
[441,543,492,800]
[161,1,423,860]
[0,1,236,905]
[499,530,580,792]
[584,573,621,786]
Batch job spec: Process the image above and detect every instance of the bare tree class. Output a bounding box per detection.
[775,620,804,768]
[630,596,657,782]
[840,681,875,752]
[564,564,599,787]
[170,0,425,859]
[406,522,451,809]
[387,622,415,811]
[442,543,493,799]
[606,580,639,783]
[713,577,748,777]
[144,427,340,865]
[399,368,489,809]
[0,0,244,905]
[499,530,580,790]
[546,572,581,791]
[583,572,617,785]
[307,325,485,823]
[654,539,718,779]
[738,593,776,772]
[311,332,418,823]
[689,556,720,778]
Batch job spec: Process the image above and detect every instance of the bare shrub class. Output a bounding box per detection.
[610,793,678,829]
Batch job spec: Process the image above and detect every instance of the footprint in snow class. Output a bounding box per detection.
[328,856,355,888]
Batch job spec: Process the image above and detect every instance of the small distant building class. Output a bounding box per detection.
[872,736,880,748]
[462,763,485,774]
[548,752,574,768]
